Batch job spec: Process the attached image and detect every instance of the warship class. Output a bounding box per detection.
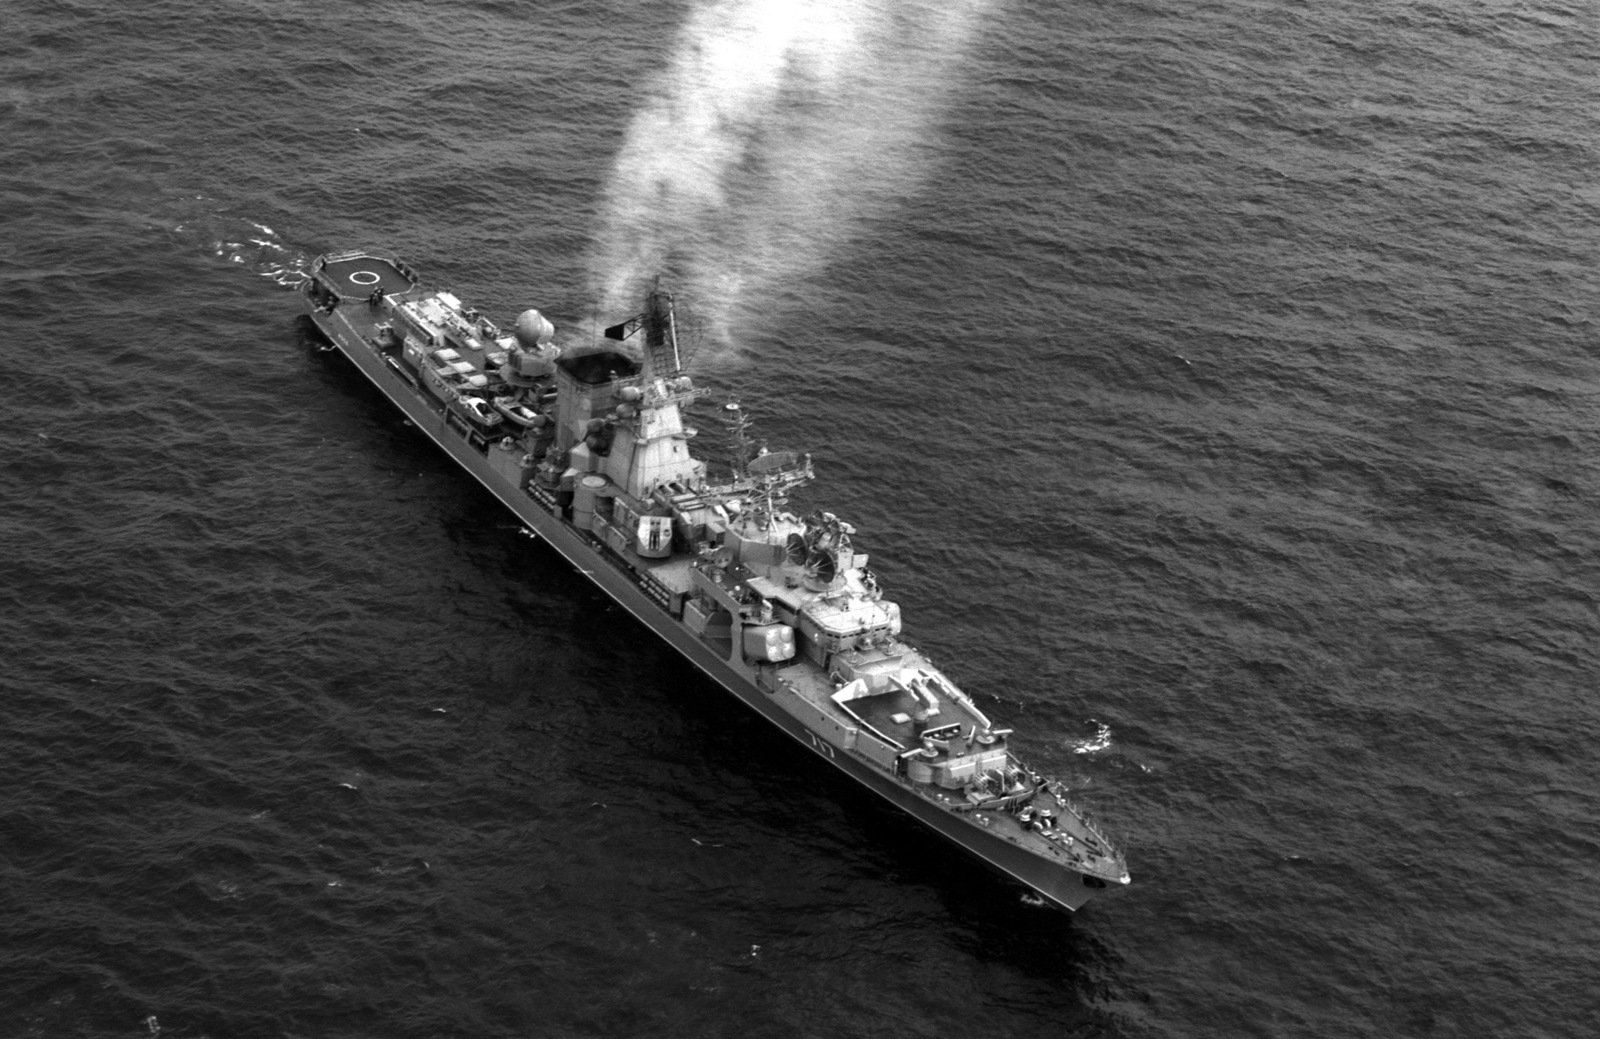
[302,251,1130,911]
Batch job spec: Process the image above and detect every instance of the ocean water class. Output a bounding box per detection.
[2,1,1597,1037]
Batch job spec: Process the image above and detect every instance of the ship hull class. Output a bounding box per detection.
[307,287,1106,914]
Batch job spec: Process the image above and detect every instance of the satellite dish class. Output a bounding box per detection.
[785,532,809,565]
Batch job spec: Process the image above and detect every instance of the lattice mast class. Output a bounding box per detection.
[605,276,690,379]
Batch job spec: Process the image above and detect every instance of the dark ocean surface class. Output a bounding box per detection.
[3,1,1597,1037]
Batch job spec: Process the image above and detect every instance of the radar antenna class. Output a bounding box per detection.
[802,546,838,589]
[746,449,813,527]
[795,510,851,589]
[603,277,700,378]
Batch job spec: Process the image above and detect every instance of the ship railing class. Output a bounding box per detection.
[314,250,421,290]
[1008,754,1124,857]
[648,384,709,409]
[316,248,372,267]
[610,372,708,410]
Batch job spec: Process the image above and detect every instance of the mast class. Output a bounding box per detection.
[605,276,689,379]
[642,278,683,378]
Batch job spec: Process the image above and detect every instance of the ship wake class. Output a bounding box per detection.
[165,195,312,288]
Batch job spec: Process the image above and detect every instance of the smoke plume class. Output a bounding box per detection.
[587,0,995,355]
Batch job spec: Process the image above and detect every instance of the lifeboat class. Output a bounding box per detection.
[451,395,503,430]
[493,396,542,428]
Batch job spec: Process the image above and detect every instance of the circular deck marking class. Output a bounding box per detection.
[347,270,381,286]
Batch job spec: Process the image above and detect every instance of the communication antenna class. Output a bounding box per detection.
[721,399,757,480]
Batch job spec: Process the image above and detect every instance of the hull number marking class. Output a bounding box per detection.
[806,731,836,759]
